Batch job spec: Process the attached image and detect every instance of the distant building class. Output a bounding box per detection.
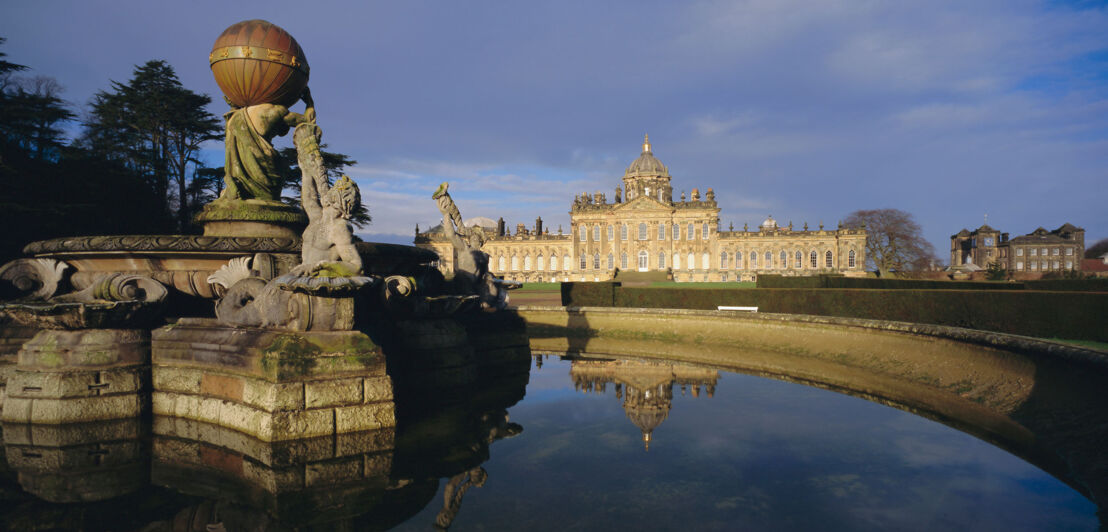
[950,223,1085,276]
[417,136,867,282]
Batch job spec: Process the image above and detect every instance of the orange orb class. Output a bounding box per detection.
[210,19,309,108]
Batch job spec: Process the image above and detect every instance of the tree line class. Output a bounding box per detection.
[0,37,361,265]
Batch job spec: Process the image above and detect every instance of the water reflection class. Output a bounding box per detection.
[570,358,718,450]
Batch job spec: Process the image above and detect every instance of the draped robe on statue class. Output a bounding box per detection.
[221,105,290,201]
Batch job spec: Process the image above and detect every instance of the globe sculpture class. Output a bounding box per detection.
[209,19,309,107]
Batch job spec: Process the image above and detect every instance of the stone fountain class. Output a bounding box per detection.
[0,19,523,442]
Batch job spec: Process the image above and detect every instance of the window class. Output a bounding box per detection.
[673,253,680,269]
[607,253,614,269]
[703,253,710,269]
[720,252,729,269]
[1066,248,1073,256]
[524,255,531,271]
[848,250,856,268]
[537,254,544,271]
[658,252,666,269]
[795,250,802,268]
[579,225,586,241]
[1041,260,1048,270]
[702,222,709,239]
[638,223,648,240]
[750,251,758,268]
[621,224,628,241]
[687,253,695,270]
[563,255,571,271]
[1031,262,1038,270]
[658,224,665,240]
[1016,261,1024,270]
[511,255,519,271]
[593,253,600,270]
[607,225,614,241]
[736,251,743,269]
[984,237,994,246]
[687,223,694,240]
[673,223,680,240]
[638,250,648,270]
[764,251,772,268]
[1030,248,1037,256]
[1053,248,1060,256]
[825,251,833,268]
[810,251,817,268]
[497,256,505,271]
[1052,260,1059,270]
[590,225,598,241]
[1066,260,1073,269]
[621,253,628,269]
[780,250,787,268]
[580,255,587,269]
[549,254,557,271]
[1017,248,1023,256]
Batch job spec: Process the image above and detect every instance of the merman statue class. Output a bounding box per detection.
[292,122,363,277]
[433,182,514,311]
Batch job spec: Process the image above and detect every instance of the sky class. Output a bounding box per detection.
[3,0,1106,256]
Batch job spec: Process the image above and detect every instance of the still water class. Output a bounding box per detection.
[0,354,1097,531]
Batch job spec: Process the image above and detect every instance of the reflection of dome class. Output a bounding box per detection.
[625,401,669,451]
[624,135,670,178]
[761,215,778,230]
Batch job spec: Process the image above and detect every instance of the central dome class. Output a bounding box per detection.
[625,134,670,178]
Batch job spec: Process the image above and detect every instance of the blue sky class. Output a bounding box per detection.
[3,0,1106,254]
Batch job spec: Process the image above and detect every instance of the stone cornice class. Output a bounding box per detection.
[24,235,301,255]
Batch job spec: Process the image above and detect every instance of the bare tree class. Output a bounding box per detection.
[844,208,936,276]
[1085,237,1108,259]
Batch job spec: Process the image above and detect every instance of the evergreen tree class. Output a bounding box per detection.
[278,145,371,228]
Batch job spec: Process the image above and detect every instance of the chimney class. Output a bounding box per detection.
[535,216,543,235]
[497,217,506,237]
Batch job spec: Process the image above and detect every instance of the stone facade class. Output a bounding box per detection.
[951,223,1085,275]
[416,136,867,282]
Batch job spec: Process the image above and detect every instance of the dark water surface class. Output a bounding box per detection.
[0,354,1097,531]
[396,355,1096,531]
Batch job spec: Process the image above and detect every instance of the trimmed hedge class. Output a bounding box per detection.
[1024,278,1108,292]
[757,275,1025,290]
[561,283,1108,342]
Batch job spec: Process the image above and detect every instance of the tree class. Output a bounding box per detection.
[81,60,221,231]
[1085,237,1108,259]
[1,75,76,160]
[278,145,371,228]
[843,208,937,276]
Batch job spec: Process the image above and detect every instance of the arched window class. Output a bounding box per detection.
[825,250,833,268]
[579,255,587,270]
[621,224,628,240]
[673,253,680,269]
[579,225,586,241]
[736,251,743,269]
[848,250,856,268]
[687,253,695,270]
[780,250,787,269]
[537,254,545,271]
[702,222,709,239]
[658,251,666,268]
[564,255,572,271]
[702,253,710,269]
[810,250,817,268]
[607,225,614,241]
[686,223,694,240]
[593,225,600,241]
[593,253,600,270]
[658,224,665,240]
[751,251,758,268]
[607,253,614,270]
[638,223,647,240]
[524,254,532,271]
[549,254,556,271]
[795,250,802,268]
[498,256,506,271]
[673,223,680,240]
[511,255,519,271]
[720,252,729,269]
[621,252,628,269]
[638,250,648,270]
[764,251,772,268]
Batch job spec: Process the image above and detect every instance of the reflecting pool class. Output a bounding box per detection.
[0,353,1098,531]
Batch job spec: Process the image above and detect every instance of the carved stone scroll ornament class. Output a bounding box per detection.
[0,259,70,301]
[51,273,168,303]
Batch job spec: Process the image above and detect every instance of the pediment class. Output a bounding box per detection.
[615,196,671,212]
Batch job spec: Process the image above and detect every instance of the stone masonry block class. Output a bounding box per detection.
[334,403,396,434]
[305,378,363,408]
[243,379,304,411]
[362,376,394,403]
[305,456,364,486]
[265,408,334,442]
[19,329,149,369]
[6,367,146,399]
[2,394,143,424]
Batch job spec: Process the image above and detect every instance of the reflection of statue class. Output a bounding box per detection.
[291,122,363,277]
[220,89,316,201]
[432,182,508,311]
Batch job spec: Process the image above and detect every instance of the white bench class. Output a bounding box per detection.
[717,306,758,312]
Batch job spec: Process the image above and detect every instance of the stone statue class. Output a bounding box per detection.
[219,88,316,202]
[292,122,363,277]
[432,182,511,312]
